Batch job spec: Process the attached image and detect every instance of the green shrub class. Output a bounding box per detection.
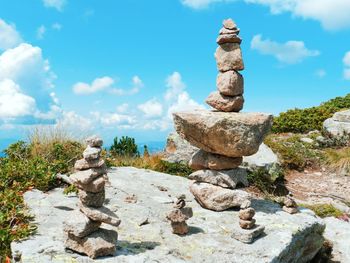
[301,204,343,218]
[0,137,83,259]
[272,94,350,133]
[110,136,139,157]
[265,134,324,170]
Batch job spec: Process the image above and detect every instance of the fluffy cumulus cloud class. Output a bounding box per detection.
[251,34,319,64]
[73,77,114,95]
[343,51,350,80]
[182,0,350,30]
[138,99,163,118]
[42,0,66,11]
[0,43,59,125]
[0,19,23,50]
[109,75,143,95]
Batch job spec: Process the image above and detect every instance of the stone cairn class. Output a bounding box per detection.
[283,195,299,214]
[166,194,193,235]
[172,19,273,242]
[63,135,121,259]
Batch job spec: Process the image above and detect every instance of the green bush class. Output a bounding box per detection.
[110,136,139,157]
[272,94,350,133]
[0,139,83,259]
[301,204,343,218]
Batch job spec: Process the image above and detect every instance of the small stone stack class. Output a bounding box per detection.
[63,135,121,259]
[206,18,244,112]
[232,200,265,243]
[166,195,193,235]
[283,195,298,214]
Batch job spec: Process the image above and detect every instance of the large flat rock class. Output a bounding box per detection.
[173,110,273,157]
[12,167,324,263]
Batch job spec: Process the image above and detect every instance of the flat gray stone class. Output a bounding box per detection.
[86,135,103,147]
[12,167,325,263]
[231,224,265,244]
[323,117,350,137]
[188,168,248,189]
[83,146,102,160]
[79,202,121,227]
[332,110,350,122]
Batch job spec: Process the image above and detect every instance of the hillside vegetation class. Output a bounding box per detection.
[272,94,350,133]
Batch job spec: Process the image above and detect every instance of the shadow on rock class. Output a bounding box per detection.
[251,199,282,214]
[117,241,160,256]
[187,226,205,236]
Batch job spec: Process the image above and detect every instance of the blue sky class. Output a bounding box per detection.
[1,0,350,148]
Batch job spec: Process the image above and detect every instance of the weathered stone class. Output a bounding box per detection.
[284,197,297,208]
[79,202,121,227]
[70,166,107,185]
[74,158,105,171]
[188,168,248,189]
[332,109,350,122]
[190,182,251,211]
[83,146,102,160]
[63,210,101,238]
[166,209,189,223]
[232,224,265,244]
[163,131,198,164]
[240,199,251,209]
[215,43,244,72]
[216,70,243,96]
[283,206,298,214]
[216,34,242,45]
[323,115,350,138]
[243,143,279,171]
[189,150,242,170]
[171,222,189,235]
[173,110,273,157]
[239,219,256,229]
[239,208,255,220]
[78,189,105,207]
[223,18,237,30]
[12,169,326,263]
[74,176,105,193]
[86,135,103,147]
[219,27,240,35]
[206,92,244,112]
[65,228,118,259]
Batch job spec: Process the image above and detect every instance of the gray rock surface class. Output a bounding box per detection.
[163,131,198,164]
[323,111,350,138]
[173,110,273,157]
[188,168,248,189]
[63,210,101,238]
[243,143,279,171]
[323,217,350,263]
[231,224,265,244]
[12,167,325,263]
[83,146,102,160]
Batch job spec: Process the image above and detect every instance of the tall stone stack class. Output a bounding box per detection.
[206,18,244,112]
[173,19,273,212]
[63,135,121,259]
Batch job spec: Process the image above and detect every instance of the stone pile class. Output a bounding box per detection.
[63,135,121,259]
[232,200,265,243]
[166,194,193,235]
[283,195,298,214]
[173,18,273,212]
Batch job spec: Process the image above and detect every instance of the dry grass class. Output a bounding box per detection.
[325,147,350,175]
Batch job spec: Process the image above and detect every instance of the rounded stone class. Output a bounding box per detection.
[239,208,255,220]
[239,219,256,229]
[78,189,105,207]
[206,92,244,112]
[217,70,244,97]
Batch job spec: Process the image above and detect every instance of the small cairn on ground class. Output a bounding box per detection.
[166,194,193,235]
[63,135,121,259]
[173,18,272,213]
[283,195,299,214]
[232,200,265,243]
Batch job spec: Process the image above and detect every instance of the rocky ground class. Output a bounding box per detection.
[12,167,327,263]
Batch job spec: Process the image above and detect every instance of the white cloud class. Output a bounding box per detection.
[343,51,350,67]
[247,0,350,30]
[42,0,66,11]
[138,99,163,118]
[0,19,22,50]
[56,111,93,132]
[165,72,186,101]
[181,0,234,9]
[167,91,204,118]
[52,23,62,31]
[109,75,143,95]
[0,43,58,123]
[344,69,350,80]
[116,103,129,113]
[92,111,136,127]
[315,69,326,78]
[36,25,46,40]
[0,79,36,118]
[251,34,319,64]
[73,77,114,95]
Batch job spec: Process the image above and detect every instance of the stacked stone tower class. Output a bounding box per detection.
[173,19,273,212]
[63,135,121,259]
